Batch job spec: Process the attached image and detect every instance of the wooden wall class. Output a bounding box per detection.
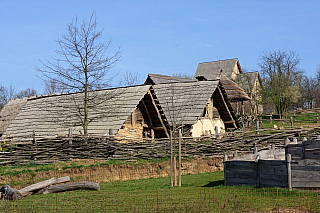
[224,160,287,188]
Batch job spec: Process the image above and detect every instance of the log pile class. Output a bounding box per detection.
[0,176,100,200]
[0,128,318,165]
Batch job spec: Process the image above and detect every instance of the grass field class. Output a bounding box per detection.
[0,171,319,212]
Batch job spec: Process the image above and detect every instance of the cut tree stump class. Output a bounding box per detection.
[42,181,100,194]
[18,176,70,197]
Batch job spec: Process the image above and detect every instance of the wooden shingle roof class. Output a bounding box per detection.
[3,85,152,138]
[152,81,220,126]
[0,97,28,135]
[194,58,241,81]
[219,72,251,101]
[144,74,194,85]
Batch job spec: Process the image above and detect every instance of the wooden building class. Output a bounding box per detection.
[1,85,169,139]
[152,80,239,137]
[194,58,262,115]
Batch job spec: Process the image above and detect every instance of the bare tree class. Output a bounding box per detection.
[171,73,193,79]
[259,50,304,115]
[15,88,38,99]
[119,71,141,86]
[35,12,121,135]
[0,85,16,110]
[44,79,65,95]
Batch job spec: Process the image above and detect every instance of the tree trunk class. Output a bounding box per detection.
[18,176,70,197]
[42,181,100,194]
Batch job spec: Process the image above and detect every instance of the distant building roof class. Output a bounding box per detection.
[194,58,241,81]
[234,72,262,94]
[145,74,194,85]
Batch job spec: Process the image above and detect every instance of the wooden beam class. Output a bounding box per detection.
[141,100,153,127]
[148,90,170,138]
[217,86,237,128]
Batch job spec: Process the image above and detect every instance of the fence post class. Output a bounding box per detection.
[32,130,36,145]
[317,114,319,123]
[178,129,182,187]
[293,112,296,123]
[215,126,219,139]
[253,144,258,154]
[256,119,259,134]
[170,131,173,187]
[233,151,238,160]
[290,116,293,130]
[223,153,228,186]
[68,128,72,145]
[286,154,292,191]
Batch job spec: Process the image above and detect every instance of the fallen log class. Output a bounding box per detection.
[18,176,70,197]
[42,181,100,194]
[0,185,22,200]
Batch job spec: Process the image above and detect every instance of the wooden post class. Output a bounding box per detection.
[286,154,292,191]
[253,144,258,154]
[174,157,177,186]
[223,153,228,186]
[233,151,238,160]
[290,116,293,130]
[68,129,72,145]
[215,126,219,139]
[170,131,173,187]
[32,130,36,145]
[151,129,155,140]
[256,119,259,134]
[178,129,182,187]
[317,114,319,123]
[293,112,296,123]
[270,113,272,124]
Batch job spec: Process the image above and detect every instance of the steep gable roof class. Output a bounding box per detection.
[3,85,152,138]
[194,58,241,81]
[235,72,262,94]
[144,74,194,85]
[152,81,219,126]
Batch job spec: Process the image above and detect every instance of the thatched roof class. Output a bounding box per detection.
[144,74,194,85]
[219,72,251,101]
[0,97,28,135]
[194,58,242,81]
[152,81,238,128]
[3,85,152,138]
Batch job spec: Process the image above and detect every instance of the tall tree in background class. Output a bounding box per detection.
[0,85,16,110]
[259,50,303,115]
[35,12,121,135]
[15,88,38,99]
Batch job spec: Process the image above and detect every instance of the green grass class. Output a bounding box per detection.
[0,171,319,212]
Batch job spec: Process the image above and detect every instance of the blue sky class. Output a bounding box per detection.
[1,0,319,93]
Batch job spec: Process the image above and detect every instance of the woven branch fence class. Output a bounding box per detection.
[0,127,319,166]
